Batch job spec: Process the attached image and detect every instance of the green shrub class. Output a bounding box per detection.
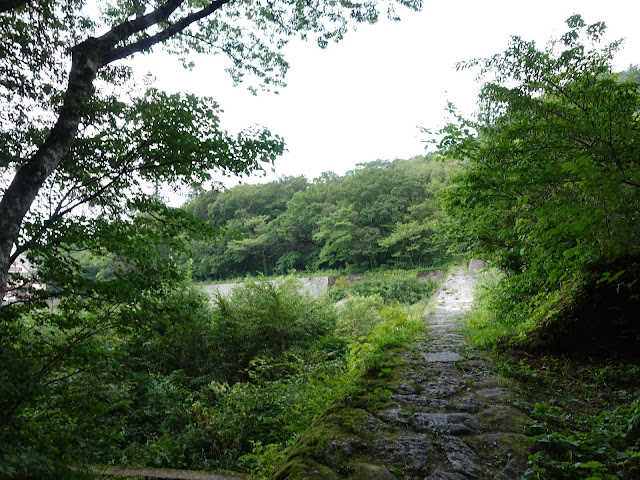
[209,276,338,381]
[329,271,438,306]
[335,295,386,337]
[346,305,425,375]
[130,350,350,472]
[382,274,437,304]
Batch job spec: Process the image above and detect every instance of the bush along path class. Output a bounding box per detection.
[271,265,532,479]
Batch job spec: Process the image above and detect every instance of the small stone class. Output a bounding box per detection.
[427,398,457,411]
[455,394,483,413]
[411,413,480,434]
[391,393,432,406]
[376,407,410,425]
[393,383,417,395]
[443,436,482,477]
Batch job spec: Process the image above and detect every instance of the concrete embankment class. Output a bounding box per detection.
[88,465,246,479]
[200,276,331,299]
[199,271,444,303]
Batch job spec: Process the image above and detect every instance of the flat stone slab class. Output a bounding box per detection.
[424,351,463,362]
[411,412,480,434]
[422,376,467,398]
[453,393,484,413]
[424,470,468,480]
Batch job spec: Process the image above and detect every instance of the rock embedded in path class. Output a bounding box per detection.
[372,434,435,474]
[411,412,481,435]
[443,435,482,477]
[423,351,464,362]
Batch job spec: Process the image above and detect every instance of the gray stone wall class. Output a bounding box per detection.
[199,271,445,304]
[199,276,331,303]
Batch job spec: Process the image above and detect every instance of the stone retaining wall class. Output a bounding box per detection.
[199,270,444,303]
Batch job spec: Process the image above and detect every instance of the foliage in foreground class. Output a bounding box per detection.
[1,273,429,477]
[495,357,640,480]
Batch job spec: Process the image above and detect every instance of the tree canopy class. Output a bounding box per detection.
[438,15,640,288]
[182,156,455,279]
[0,0,422,300]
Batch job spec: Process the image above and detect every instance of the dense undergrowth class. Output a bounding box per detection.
[0,266,436,478]
[75,272,434,478]
[464,264,640,480]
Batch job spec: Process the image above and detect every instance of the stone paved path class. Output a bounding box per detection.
[272,264,531,479]
[371,266,531,479]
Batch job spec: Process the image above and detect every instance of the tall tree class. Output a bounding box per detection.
[437,15,640,286]
[0,1,423,473]
[0,0,422,299]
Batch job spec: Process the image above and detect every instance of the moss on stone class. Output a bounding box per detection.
[474,404,532,433]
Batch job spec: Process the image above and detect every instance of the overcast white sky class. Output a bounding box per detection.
[134,0,640,199]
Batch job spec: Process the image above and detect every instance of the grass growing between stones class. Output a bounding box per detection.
[268,315,428,479]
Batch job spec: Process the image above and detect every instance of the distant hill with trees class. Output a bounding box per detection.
[182,155,457,280]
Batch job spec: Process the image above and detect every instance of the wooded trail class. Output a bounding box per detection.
[407,266,531,479]
[273,265,532,479]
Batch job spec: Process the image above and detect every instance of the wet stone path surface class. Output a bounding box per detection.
[370,267,532,479]
[275,266,532,479]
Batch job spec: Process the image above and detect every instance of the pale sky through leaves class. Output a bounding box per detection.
[132,0,640,201]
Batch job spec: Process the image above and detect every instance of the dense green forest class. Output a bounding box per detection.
[182,156,455,280]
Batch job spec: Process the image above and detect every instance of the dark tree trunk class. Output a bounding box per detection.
[0,0,28,13]
[0,0,230,300]
[0,40,101,300]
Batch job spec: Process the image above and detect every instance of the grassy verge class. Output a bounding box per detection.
[496,354,640,479]
[462,267,640,479]
[268,313,427,479]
